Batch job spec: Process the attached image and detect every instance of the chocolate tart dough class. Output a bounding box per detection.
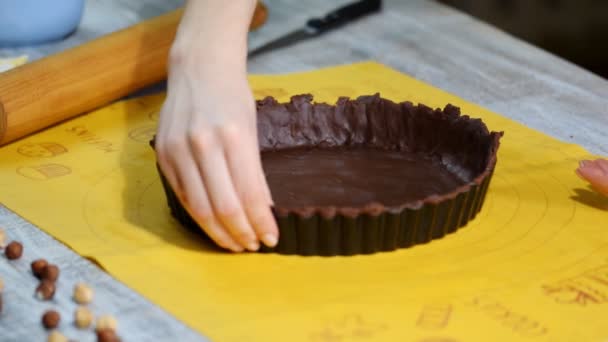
[154,94,503,256]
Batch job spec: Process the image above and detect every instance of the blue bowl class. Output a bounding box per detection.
[0,0,85,47]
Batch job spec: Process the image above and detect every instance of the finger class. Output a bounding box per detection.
[170,141,244,252]
[258,166,274,205]
[158,100,244,252]
[248,118,273,205]
[156,135,183,201]
[592,159,608,174]
[156,141,181,197]
[198,217,245,252]
[223,128,279,247]
[156,99,186,201]
[255,147,274,205]
[189,130,260,251]
[577,166,608,196]
[245,202,279,248]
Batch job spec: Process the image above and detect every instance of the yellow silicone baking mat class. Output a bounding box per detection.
[0,62,606,341]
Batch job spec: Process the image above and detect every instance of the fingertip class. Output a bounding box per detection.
[262,233,278,248]
[246,240,260,252]
[214,237,243,253]
[259,173,274,205]
[577,167,608,195]
[210,229,244,253]
[193,214,246,253]
[249,206,279,248]
[578,165,602,180]
[227,244,245,253]
[215,208,259,250]
[210,229,246,253]
[575,168,586,181]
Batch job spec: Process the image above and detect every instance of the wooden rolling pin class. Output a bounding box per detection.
[0,3,267,146]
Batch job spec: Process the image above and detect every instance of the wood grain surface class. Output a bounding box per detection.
[0,2,267,146]
[0,10,180,146]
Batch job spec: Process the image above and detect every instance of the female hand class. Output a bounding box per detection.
[576,159,608,196]
[154,0,278,252]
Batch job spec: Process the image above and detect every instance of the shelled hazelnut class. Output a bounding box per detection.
[47,331,68,342]
[74,306,94,329]
[31,259,49,279]
[42,310,61,329]
[0,228,6,248]
[95,315,117,332]
[5,241,23,259]
[73,283,94,304]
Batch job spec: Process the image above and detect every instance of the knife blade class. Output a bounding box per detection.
[248,0,382,58]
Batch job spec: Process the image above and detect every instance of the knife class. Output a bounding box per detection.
[248,0,382,58]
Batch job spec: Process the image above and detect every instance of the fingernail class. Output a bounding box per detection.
[580,160,590,168]
[262,233,278,247]
[246,240,260,251]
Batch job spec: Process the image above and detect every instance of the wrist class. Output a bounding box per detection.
[169,43,247,80]
[169,0,254,78]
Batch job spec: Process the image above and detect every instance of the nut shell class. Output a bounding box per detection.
[96,330,112,341]
[96,329,121,342]
[36,280,56,300]
[5,241,23,259]
[42,264,60,282]
[42,310,61,329]
[31,259,49,279]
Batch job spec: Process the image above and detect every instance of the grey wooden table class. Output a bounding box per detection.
[1,0,606,341]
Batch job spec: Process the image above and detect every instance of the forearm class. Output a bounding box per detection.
[170,0,257,77]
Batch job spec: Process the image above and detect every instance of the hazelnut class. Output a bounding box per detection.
[95,315,117,332]
[47,331,68,342]
[0,228,6,248]
[31,259,49,278]
[42,264,60,282]
[96,329,121,342]
[74,306,94,329]
[5,241,23,260]
[42,310,61,329]
[73,283,94,304]
[36,280,56,300]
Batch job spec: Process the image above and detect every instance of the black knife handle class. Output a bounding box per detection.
[306,0,382,34]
